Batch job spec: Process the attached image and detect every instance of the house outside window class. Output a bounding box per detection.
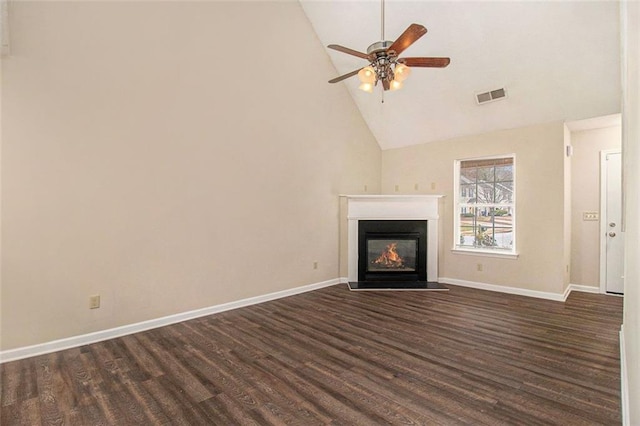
[454,155,516,256]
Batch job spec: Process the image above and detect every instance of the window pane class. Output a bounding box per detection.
[474,210,494,247]
[459,207,476,247]
[460,167,477,183]
[491,206,513,218]
[491,208,513,249]
[476,183,495,203]
[494,181,513,204]
[495,165,513,182]
[476,167,494,183]
[459,184,476,203]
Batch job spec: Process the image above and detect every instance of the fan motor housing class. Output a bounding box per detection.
[367,40,394,56]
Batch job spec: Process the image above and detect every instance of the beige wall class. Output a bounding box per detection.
[381,122,568,294]
[569,125,621,287]
[0,1,381,350]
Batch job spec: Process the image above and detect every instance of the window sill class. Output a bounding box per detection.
[451,248,519,259]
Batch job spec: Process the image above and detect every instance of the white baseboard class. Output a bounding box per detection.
[439,277,566,301]
[566,283,600,293]
[620,326,630,426]
[563,283,601,300]
[0,278,341,364]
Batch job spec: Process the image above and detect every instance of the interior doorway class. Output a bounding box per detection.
[600,149,624,294]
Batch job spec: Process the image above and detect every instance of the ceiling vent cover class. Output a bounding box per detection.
[476,88,507,105]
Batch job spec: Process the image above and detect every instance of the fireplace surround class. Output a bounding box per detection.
[342,195,447,291]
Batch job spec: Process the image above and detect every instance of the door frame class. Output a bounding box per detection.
[599,149,622,293]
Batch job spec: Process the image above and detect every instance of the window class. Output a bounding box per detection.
[454,156,516,255]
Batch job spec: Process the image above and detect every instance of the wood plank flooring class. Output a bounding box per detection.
[1,284,623,425]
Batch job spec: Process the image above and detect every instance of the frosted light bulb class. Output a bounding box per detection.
[394,63,411,82]
[358,66,376,84]
[359,82,374,93]
[389,80,403,91]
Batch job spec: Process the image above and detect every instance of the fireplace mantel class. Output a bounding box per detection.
[341,195,444,283]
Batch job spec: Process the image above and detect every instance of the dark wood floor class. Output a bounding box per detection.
[1,284,623,425]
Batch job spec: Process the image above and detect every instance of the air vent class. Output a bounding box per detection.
[476,88,507,105]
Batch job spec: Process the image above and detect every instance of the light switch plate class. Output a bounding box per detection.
[583,211,599,221]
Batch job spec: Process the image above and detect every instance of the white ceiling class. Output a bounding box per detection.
[300,1,621,150]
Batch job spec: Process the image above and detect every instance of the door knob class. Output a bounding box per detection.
[609,232,616,237]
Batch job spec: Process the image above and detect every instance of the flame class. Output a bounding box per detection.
[372,242,405,268]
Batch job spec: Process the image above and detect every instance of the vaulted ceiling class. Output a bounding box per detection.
[300,1,621,150]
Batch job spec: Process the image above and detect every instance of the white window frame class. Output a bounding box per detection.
[452,154,518,259]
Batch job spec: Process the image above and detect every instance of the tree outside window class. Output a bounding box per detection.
[456,156,515,252]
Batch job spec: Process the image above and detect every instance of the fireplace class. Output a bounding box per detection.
[358,220,427,282]
[342,195,447,291]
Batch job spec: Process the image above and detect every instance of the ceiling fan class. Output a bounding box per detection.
[327,1,450,93]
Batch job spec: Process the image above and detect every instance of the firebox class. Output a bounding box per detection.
[358,220,427,282]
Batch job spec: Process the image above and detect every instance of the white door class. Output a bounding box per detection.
[604,152,624,294]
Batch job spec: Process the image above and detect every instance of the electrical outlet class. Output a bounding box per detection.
[364,184,368,192]
[89,295,100,309]
[313,261,318,270]
[394,184,399,192]
[431,182,436,190]
[476,263,483,272]
[414,183,419,191]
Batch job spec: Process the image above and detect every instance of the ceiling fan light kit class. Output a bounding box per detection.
[327,1,450,95]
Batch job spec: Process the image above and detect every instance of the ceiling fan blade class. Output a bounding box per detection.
[328,68,362,84]
[399,57,451,67]
[327,44,370,60]
[387,24,427,56]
